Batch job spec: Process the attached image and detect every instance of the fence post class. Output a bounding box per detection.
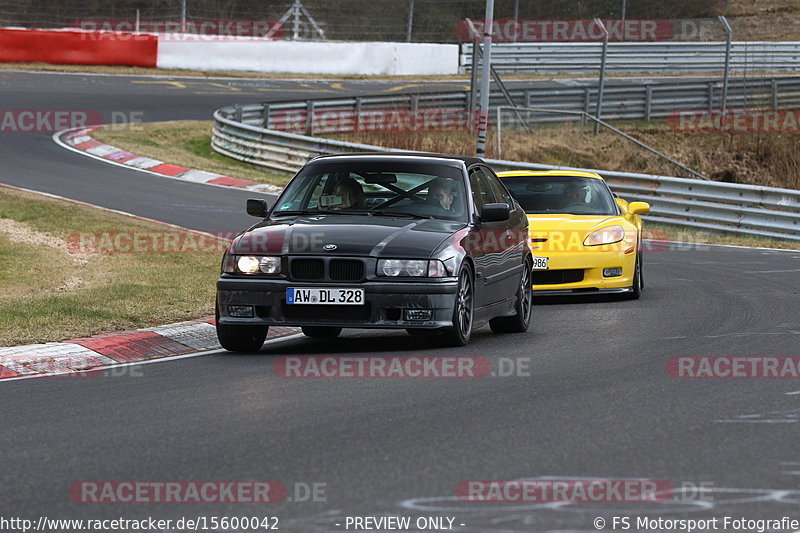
[593,18,609,134]
[583,87,591,115]
[468,39,480,132]
[405,0,414,42]
[719,16,732,113]
[496,107,502,159]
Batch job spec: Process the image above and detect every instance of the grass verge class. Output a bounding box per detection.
[91,120,291,186]
[645,223,800,251]
[0,185,224,346]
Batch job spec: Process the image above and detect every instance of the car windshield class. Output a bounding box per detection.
[501,176,618,215]
[272,159,468,221]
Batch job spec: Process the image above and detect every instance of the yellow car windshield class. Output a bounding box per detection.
[501,176,618,216]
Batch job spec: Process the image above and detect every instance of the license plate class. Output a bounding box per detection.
[286,287,365,305]
[532,257,549,270]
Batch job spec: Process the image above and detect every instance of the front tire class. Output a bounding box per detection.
[490,257,533,333]
[217,323,269,352]
[301,326,342,338]
[625,250,643,300]
[429,264,474,347]
[216,302,269,352]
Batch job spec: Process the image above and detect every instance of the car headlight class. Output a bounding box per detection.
[259,256,281,274]
[233,255,282,274]
[584,225,625,246]
[377,259,447,278]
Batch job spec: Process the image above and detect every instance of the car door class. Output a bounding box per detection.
[467,165,511,307]
[478,165,527,302]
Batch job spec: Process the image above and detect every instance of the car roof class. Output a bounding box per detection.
[497,170,605,180]
[308,151,483,168]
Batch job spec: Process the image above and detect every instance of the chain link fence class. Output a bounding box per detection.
[7,0,799,42]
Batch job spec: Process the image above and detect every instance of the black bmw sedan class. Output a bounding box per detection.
[215,152,533,350]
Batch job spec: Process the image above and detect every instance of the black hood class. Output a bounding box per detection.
[230,214,465,258]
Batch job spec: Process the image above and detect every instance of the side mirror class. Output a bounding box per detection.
[246,198,269,218]
[627,201,650,216]
[480,203,510,222]
[615,198,629,210]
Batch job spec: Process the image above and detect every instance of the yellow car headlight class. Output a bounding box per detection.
[584,225,625,246]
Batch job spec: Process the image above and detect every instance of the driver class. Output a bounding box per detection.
[427,178,457,212]
[563,182,588,205]
[331,177,366,210]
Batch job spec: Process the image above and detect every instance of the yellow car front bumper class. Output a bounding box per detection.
[531,241,637,294]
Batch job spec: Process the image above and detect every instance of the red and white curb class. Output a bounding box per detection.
[0,318,300,380]
[55,126,283,195]
[5,131,295,380]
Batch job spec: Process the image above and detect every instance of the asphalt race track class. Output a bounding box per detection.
[2,71,800,532]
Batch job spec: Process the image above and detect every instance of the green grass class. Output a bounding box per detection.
[91,120,292,187]
[0,185,223,345]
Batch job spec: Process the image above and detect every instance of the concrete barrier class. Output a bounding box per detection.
[0,28,460,75]
[156,38,459,75]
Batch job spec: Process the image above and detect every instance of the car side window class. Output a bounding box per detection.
[481,166,513,206]
[469,167,498,214]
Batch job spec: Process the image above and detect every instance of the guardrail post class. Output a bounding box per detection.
[261,103,271,129]
[410,94,419,112]
[305,100,315,136]
[707,83,715,113]
[771,79,779,108]
[644,86,652,122]
[355,97,362,132]
[234,104,243,123]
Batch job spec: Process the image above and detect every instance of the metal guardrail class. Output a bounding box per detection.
[213,105,800,242]
[220,76,800,130]
[461,42,800,74]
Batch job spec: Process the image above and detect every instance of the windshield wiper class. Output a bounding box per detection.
[272,209,343,216]
[367,210,433,219]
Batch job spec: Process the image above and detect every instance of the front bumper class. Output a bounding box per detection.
[217,277,459,329]
[531,242,636,294]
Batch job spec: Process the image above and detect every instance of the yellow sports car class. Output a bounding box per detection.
[497,170,650,298]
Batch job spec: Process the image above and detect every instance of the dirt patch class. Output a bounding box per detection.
[0,217,92,270]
